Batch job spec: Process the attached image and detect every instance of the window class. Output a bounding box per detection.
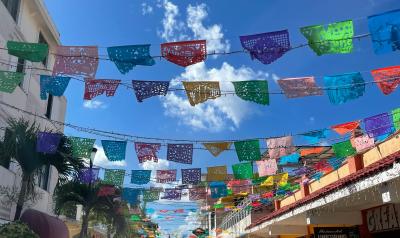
[38,33,48,67]
[37,164,50,191]
[16,57,24,87]
[1,0,20,21]
[45,94,53,119]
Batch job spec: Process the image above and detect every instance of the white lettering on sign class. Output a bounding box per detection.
[365,204,400,233]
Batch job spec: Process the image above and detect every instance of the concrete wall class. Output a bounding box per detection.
[0,0,65,221]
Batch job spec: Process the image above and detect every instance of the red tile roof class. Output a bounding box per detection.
[246,150,400,230]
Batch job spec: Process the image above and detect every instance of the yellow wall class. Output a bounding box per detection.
[363,147,382,167]
[309,164,349,193]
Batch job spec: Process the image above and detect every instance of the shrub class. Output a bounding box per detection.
[0,221,39,238]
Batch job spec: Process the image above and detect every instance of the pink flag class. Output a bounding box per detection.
[277,77,322,99]
[53,46,99,78]
[266,136,295,159]
[256,159,278,177]
[351,135,375,152]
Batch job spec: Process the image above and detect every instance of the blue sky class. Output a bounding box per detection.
[44,0,400,236]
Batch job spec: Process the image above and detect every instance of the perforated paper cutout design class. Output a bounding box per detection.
[162,188,182,200]
[181,168,201,185]
[323,72,365,105]
[364,113,394,137]
[234,140,261,162]
[206,166,227,181]
[84,79,120,100]
[0,71,24,93]
[240,30,290,64]
[107,44,155,74]
[134,142,161,163]
[167,144,193,164]
[131,170,151,185]
[267,136,295,159]
[189,187,207,201]
[7,41,48,62]
[232,80,269,105]
[161,40,207,67]
[103,169,125,187]
[232,162,253,180]
[368,9,400,54]
[203,142,232,157]
[53,46,99,77]
[256,159,278,177]
[183,81,221,106]
[371,66,400,95]
[101,140,127,161]
[39,75,71,100]
[277,77,323,98]
[67,137,95,158]
[36,132,61,154]
[156,170,177,183]
[132,80,170,102]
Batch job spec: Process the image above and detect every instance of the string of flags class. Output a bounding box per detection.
[0,9,399,108]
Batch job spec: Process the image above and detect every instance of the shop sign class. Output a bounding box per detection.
[314,227,360,238]
[363,203,400,233]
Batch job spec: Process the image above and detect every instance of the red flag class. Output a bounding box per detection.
[331,121,360,135]
[84,79,120,100]
[371,65,400,95]
[161,40,207,67]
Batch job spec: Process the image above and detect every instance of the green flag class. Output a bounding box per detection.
[300,20,354,56]
[7,41,49,62]
[234,139,261,161]
[0,71,24,93]
[232,162,253,179]
[392,108,400,131]
[67,137,96,158]
[332,140,356,158]
[233,80,269,105]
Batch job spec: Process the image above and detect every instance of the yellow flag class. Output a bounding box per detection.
[261,176,274,186]
[278,173,288,186]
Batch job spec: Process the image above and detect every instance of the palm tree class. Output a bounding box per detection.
[54,180,121,238]
[0,118,84,221]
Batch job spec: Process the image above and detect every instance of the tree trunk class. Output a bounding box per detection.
[14,174,29,220]
[79,209,90,238]
[107,224,112,238]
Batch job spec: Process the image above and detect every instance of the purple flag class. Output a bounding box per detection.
[167,144,193,164]
[240,30,290,64]
[132,80,170,102]
[181,168,201,185]
[78,167,100,183]
[364,113,394,138]
[36,132,62,154]
[162,188,182,200]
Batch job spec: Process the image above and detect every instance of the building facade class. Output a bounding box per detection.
[0,0,66,222]
[216,134,400,238]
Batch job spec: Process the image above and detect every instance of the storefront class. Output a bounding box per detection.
[361,203,400,237]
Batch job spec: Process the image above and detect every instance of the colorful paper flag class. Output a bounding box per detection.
[239,30,290,64]
[331,121,360,135]
[206,166,227,181]
[301,129,329,144]
[161,40,207,67]
[351,135,375,152]
[107,44,155,74]
[131,170,151,185]
[232,162,253,180]
[132,80,170,102]
[278,153,300,165]
[84,79,120,100]
[40,75,71,100]
[328,157,346,170]
[209,181,227,199]
[267,136,295,159]
[67,137,95,158]
[392,108,400,131]
[256,159,278,177]
[7,41,48,62]
[122,188,141,205]
[0,71,24,93]
[101,140,127,162]
[300,147,325,156]
[232,80,269,105]
[234,140,261,161]
[78,167,99,184]
[368,9,400,54]
[332,140,356,158]
[227,180,252,194]
[162,188,182,200]
[36,132,61,154]
[277,77,323,98]
[156,170,177,183]
[189,187,207,201]
[323,72,365,105]
[53,46,99,77]
[182,168,201,185]
[371,66,400,95]
[203,142,232,157]
[364,113,394,137]
[143,190,160,201]
[134,142,161,163]
[300,20,354,55]
[103,169,125,187]
[167,144,193,164]
[183,81,221,106]
[98,186,116,197]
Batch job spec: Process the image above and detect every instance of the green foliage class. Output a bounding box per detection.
[0,221,39,238]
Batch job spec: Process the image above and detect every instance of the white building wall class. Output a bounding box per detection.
[0,0,66,221]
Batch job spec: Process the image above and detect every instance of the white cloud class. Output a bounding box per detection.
[186,3,230,53]
[141,2,154,15]
[175,211,202,238]
[140,159,175,188]
[93,144,126,167]
[158,1,230,53]
[158,0,187,41]
[83,100,107,109]
[161,62,271,132]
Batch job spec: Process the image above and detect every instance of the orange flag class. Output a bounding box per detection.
[300,147,325,156]
[331,121,360,135]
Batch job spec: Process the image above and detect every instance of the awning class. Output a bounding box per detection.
[20,209,69,238]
